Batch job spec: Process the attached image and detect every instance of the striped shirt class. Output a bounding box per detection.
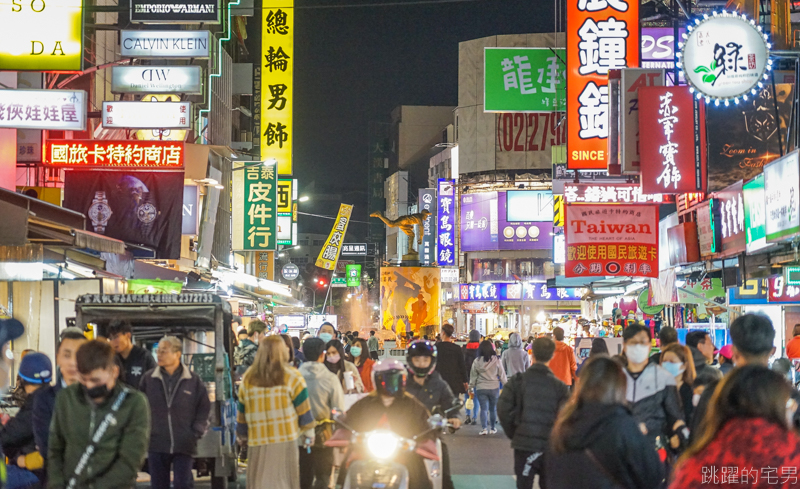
[237,366,314,445]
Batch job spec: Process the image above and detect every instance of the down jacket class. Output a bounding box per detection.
[624,362,685,446]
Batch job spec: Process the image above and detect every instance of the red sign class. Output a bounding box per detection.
[639,86,707,194]
[44,140,185,169]
[567,0,639,170]
[565,203,659,278]
[768,277,800,303]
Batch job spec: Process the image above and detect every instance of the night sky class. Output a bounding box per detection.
[292,0,558,213]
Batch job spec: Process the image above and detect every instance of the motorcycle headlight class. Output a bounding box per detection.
[366,430,401,460]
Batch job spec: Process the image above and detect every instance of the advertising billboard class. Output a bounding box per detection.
[120,30,210,58]
[620,69,665,174]
[764,151,800,242]
[0,89,86,131]
[458,282,582,302]
[346,264,362,287]
[743,174,770,253]
[111,66,203,94]
[101,101,191,129]
[131,0,219,23]
[45,140,184,168]
[0,0,83,71]
[461,190,553,252]
[484,47,566,112]
[380,267,440,335]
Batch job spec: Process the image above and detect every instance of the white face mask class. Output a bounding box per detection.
[626,344,650,364]
[692,393,701,407]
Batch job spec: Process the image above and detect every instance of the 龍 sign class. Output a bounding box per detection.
[638,86,706,194]
[484,47,566,112]
[565,204,659,278]
[316,204,353,271]
[567,0,639,169]
[101,101,191,129]
[260,0,293,175]
[232,162,278,251]
[0,89,86,131]
[45,140,184,168]
[437,179,456,266]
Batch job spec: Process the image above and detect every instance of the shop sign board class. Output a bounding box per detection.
[554,234,566,264]
[0,89,86,131]
[728,278,769,305]
[768,276,800,304]
[743,174,771,253]
[639,85,706,194]
[111,66,203,95]
[45,140,184,168]
[120,30,210,58]
[641,28,681,71]
[315,204,353,270]
[562,183,666,204]
[260,0,294,175]
[0,0,83,71]
[182,185,198,235]
[346,264,361,287]
[437,179,456,265]
[620,69,665,174]
[564,204,659,278]
[131,0,219,23]
[256,251,274,282]
[232,162,278,251]
[680,12,770,102]
[696,200,722,257]
[440,268,459,283]
[484,47,566,112]
[461,190,553,252]
[277,179,294,214]
[764,150,800,242]
[458,282,582,302]
[715,180,746,256]
[277,215,292,245]
[101,101,191,129]
[418,188,436,266]
[566,0,639,170]
[341,243,367,256]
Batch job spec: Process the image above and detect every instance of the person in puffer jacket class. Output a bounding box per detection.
[462,329,482,424]
[469,340,508,435]
[501,333,530,378]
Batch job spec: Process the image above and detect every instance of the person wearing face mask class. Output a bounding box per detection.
[234,320,267,377]
[324,340,364,394]
[622,324,687,453]
[659,344,697,429]
[48,340,150,489]
[316,322,336,344]
[348,338,374,392]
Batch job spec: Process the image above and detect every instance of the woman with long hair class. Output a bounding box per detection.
[237,336,315,489]
[280,334,302,368]
[324,339,364,394]
[660,343,697,425]
[469,340,507,435]
[348,337,375,392]
[546,356,664,489]
[670,366,800,488]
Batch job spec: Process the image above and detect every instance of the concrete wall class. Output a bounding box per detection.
[392,106,455,170]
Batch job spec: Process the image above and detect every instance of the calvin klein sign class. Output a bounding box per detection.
[111,66,202,94]
[131,0,218,23]
[121,31,210,58]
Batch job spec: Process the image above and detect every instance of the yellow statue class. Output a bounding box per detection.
[370,210,432,256]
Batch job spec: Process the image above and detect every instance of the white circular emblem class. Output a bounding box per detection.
[137,203,157,223]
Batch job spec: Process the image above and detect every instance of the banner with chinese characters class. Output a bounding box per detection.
[461,190,554,251]
[255,251,274,283]
[0,90,86,130]
[714,180,746,257]
[418,188,436,266]
[315,204,353,270]
[232,163,278,251]
[458,282,582,302]
[567,0,639,169]
[45,140,184,168]
[484,47,566,112]
[260,0,293,175]
[620,69,665,174]
[639,86,706,194]
[102,101,191,129]
[380,267,440,335]
[562,183,667,204]
[63,171,184,258]
[743,174,771,253]
[764,150,800,243]
[565,204,658,278]
[437,179,456,266]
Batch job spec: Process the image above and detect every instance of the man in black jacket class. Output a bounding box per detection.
[140,336,211,489]
[434,324,468,399]
[108,319,156,389]
[498,337,569,489]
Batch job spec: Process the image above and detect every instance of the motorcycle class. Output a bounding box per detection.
[325,401,461,489]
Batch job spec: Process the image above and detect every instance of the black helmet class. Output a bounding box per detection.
[406,340,438,378]
[372,359,407,398]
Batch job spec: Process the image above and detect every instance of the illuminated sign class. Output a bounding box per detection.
[120,30,210,58]
[437,179,456,265]
[679,12,770,104]
[111,66,202,94]
[131,0,219,23]
[764,150,800,242]
[458,282,582,302]
[232,162,278,250]
[45,140,185,168]
[620,69,665,174]
[260,0,294,175]
[277,178,294,214]
[419,188,436,265]
[562,183,666,204]
[483,47,566,112]
[341,243,367,256]
[0,0,83,71]
[440,268,459,283]
[346,264,362,287]
[715,180,746,256]
[0,89,86,130]
[101,101,191,129]
[554,234,566,264]
[567,0,639,169]
[743,174,771,253]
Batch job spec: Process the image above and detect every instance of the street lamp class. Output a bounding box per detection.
[299,196,309,202]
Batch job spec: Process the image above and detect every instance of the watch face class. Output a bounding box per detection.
[137,203,157,224]
[89,203,112,223]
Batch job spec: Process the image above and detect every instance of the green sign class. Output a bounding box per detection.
[127,279,183,295]
[233,163,278,251]
[743,174,768,253]
[346,264,361,287]
[638,289,664,316]
[484,47,566,112]
[331,277,347,288]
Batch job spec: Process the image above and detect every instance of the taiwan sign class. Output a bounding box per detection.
[764,151,800,242]
[484,47,566,112]
[743,174,770,253]
[101,101,191,129]
[562,183,666,204]
[111,66,203,94]
[567,0,639,169]
[0,0,83,71]
[232,162,278,251]
[260,0,294,175]
[120,30,210,58]
[45,140,184,168]
[565,204,658,278]
[680,12,770,102]
[315,204,353,271]
[0,90,86,131]
[131,0,219,23]
[418,188,436,266]
[458,282,583,302]
[639,86,706,194]
[437,179,456,266]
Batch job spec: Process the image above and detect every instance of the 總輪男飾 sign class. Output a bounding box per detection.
[111,66,203,94]
[679,11,770,104]
[120,31,210,58]
[565,204,659,278]
[567,0,639,169]
[764,150,800,243]
[316,204,353,271]
[261,0,293,175]
[131,0,218,23]
[0,90,86,131]
[101,101,191,129]
[232,162,278,251]
[0,0,83,71]
[484,47,566,112]
[45,140,184,168]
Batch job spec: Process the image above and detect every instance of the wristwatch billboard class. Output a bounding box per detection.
[88,191,112,234]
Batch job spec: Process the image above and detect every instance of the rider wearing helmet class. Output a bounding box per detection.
[343,358,433,489]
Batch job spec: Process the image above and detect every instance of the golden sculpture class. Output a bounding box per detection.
[370,210,432,257]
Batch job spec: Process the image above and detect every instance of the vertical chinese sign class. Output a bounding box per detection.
[261,0,293,175]
[437,179,456,266]
[233,163,278,251]
[316,204,353,270]
[567,0,639,169]
[418,188,436,266]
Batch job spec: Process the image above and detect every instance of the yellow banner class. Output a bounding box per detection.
[315,204,353,270]
[277,179,292,214]
[260,0,293,175]
[0,0,83,71]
